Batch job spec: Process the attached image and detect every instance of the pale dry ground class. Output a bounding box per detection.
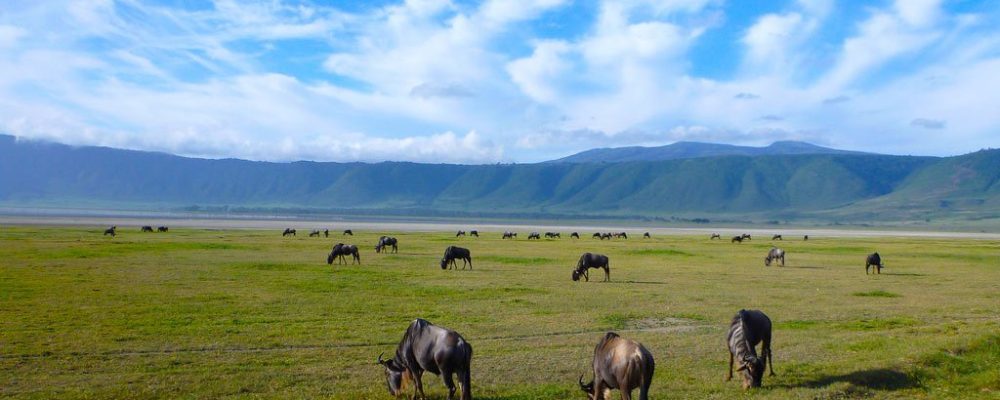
[0,225,997,399]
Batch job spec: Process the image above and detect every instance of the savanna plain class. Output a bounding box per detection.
[0,226,997,399]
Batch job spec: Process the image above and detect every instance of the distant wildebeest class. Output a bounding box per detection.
[772,234,782,240]
[727,309,774,389]
[441,246,472,270]
[375,236,398,254]
[326,243,360,265]
[141,225,154,232]
[103,226,117,236]
[377,318,472,400]
[470,230,479,237]
[592,232,601,239]
[573,253,610,282]
[282,228,296,237]
[545,232,561,239]
[157,226,168,232]
[741,233,752,241]
[343,229,353,236]
[528,232,541,240]
[643,232,651,239]
[571,232,580,239]
[711,233,721,240]
[579,332,654,400]
[765,247,785,267]
[615,232,628,239]
[456,230,466,237]
[323,229,329,237]
[502,231,517,239]
[866,252,883,274]
[803,235,809,241]
[309,230,321,237]
[731,236,744,243]
[601,233,613,240]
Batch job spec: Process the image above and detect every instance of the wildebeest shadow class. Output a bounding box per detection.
[784,368,918,391]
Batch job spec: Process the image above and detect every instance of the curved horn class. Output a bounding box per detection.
[377,352,386,365]
[578,374,585,388]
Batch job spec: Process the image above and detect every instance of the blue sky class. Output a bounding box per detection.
[0,0,997,163]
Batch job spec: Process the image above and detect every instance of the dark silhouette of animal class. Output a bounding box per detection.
[378,318,472,400]
[772,234,782,240]
[103,226,117,236]
[323,229,329,237]
[643,232,651,238]
[326,243,360,265]
[441,246,472,270]
[711,233,721,240]
[528,232,541,240]
[601,233,613,240]
[502,231,517,239]
[282,228,296,237]
[765,247,785,267]
[141,225,154,232]
[157,226,168,232]
[741,233,752,241]
[866,252,883,274]
[470,230,478,237]
[579,332,654,400]
[803,235,809,241]
[573,253,610,282]
[592,232,602,239]
[545,232,561,239]
[309,230,321,237]
[375,236,398,254]
[456,230,466,237]
[732,236,743,243]
[343,229,353,236]
[614,232,628,239]
[727,309,774,389]
[571,232,580,239]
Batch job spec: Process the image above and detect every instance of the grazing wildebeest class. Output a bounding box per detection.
[579,332,654,400]
[573,253,610,282]
[441,246,472,270]
[502,231,517,239]
[731,236,744,243]
[803,235,809,241]
[323,229,329,237]
[601,233,613,240]
[157,226,168,232]
[377,318,472,400]
[470,230,479,237]
[141,225,154,232]
[571,232,580,239]
[103,226,117,236]
[772,234,782,240]
[711,233,721,240]
[309,230,321,237]
[528,232,541,240]
[545,232,561,239]
[727,309,775,389]
[343,229,353,236]
[592,232,602,239]
[741,233,752,241]
[455,230,465,237]
[282,228,296,237]
[326,243,361,265]
[615,232,628,239]
[764,247,785,267]
[866,252,883,274]
[643,232,651,239]
[375,236,398,254]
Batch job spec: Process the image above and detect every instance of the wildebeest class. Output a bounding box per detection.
[573,253,610,282]
[731,235,744,243]
[615,232,628,239]
[803,235,809,241]
[643,232,651,239]
[579,332,654,400]
[309,230,321,237]
[343,229,353,236]
[377,318,472,400]
[741,233,752,241]
[141,225,154,232]
[601,233,613,240]
[866,252,883,274]
[470,230,479,237]
[772,234,782,240]
[764,247,785,267]
[456,230,465,237]
[157,226,168,232]
[326,243,361,265]
[528,232,541,240]
[282,228,296,237]
[103,226,117,236]
[592,232,602,239]
[711,233,721,240]
[571,232,580,239]
[375,236,399,254]
[545,232,561,239]
[441,246,472,270]
[727,309,774,389]
[324,229,329,237]
[502,231,517,239]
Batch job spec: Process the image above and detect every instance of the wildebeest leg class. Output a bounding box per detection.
[727,352,734,381]
[412,369,426,400]
[603,265,610,282]
[583,269,590,282]
[441,369,457,400]
[466,257,472,270]
[458,369,472,400]
[865,263,870,274]
[593,379,606,400]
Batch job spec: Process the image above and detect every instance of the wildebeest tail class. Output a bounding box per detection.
[460,340,473,400]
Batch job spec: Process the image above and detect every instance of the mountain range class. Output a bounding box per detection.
[2,134,998,225]
[552,141,870,163]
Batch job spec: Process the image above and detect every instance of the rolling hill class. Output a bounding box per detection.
[1,134,998,224]
[550,140,870,163]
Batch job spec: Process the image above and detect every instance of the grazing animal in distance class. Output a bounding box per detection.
[731,236,744,243]
[601,233,613,240]
[571,232,580,239]
[772,234,782,240]
[614,232,628,239]
[573,253,610,282]
[456,230,466,237]
[326,243,360,265]
[643,232,651,239]
[765,247,785,267]
[502,231,517,239]
[711,233,721,240]
[441,246,472,270]
[803,235,809,241]
[727,309,775,389]
[141,225,154,232]
[528,232,541,240]
[470,230,479,237]
[592,232,602,239]
[157,226,168,232]
[282,228,296,237]
[545,232,561,239]
[866,252,883,274]
[741,233,752,241]
[309,230,321,237]
[323,229,329,237]
[377,318,472,400]
[103,226,117,236]
[579,332,654,400]
[375,236,398,254]
[343,229,353,236]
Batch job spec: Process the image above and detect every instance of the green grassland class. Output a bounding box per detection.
[1,226,998,399]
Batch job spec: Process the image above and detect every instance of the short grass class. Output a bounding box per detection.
[1,226,998,399]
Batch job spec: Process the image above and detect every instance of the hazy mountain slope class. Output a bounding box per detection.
[551,140,870,163]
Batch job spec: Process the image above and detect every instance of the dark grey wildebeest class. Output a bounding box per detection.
[376,236,398,254]
[573,253,610,282]
[592,232,602,239]
[711,233,721,240]
[141,225,154,232]
[528,232,541,240]
[866,252,883,274]
[545,232,561,239]
[643,232,651,239]
[309,230,321,237]
[772,234,782,240]
[327,243,361,265]
[578,332,654,400]
[502,231,517,239]
[282,228,296,237]
[731,235,744,243]
[343,229,353,236]
[441,246,472,270]
[103,226,117,236]
[377,318,472,400]
[157,226,168,232]
[764,247,785,267]
[323,229,329,237]
[469,230,479,237]
[571,232,580,239]
[727,309,775,389]
[456,230,466,237]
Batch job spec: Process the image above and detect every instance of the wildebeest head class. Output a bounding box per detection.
[578,374,609,400]
[737,354,766,388]
[327,252,335,265]
[377,352,407,396]
[572,269,581,281]
[440,258,448,270]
